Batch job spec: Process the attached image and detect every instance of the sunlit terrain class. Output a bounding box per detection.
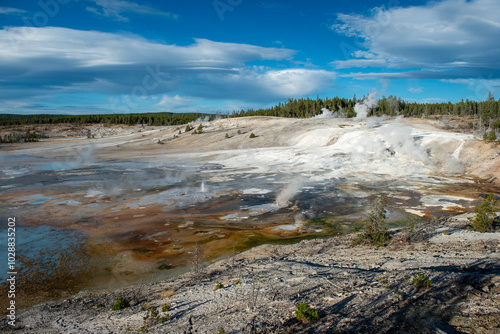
[0,116,497,312]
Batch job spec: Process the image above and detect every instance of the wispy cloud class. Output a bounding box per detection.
[0,7,26,15]
[332,0,500,80]
[409,87,423,93]
[156,95,196,107]
[0,27,336,113]
[86,0,179,22]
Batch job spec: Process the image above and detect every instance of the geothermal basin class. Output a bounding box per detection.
[0,116,498,312]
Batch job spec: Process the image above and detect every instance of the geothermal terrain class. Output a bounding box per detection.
[0,116,499,333]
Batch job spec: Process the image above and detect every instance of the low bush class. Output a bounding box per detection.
[295,303,319,324]
[213,327,226,334]
[140,306,170,332]
[112,297,129,311]
[161,303,170,312]
[412,273,432,289]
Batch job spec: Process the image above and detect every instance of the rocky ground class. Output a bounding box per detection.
[2,213,499,334]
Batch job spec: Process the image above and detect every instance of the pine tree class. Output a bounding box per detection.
[468,193,498,232]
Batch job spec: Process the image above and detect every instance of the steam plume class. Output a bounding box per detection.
[276,179,302,206]
[311,107,346,119]
[353,90,378,122]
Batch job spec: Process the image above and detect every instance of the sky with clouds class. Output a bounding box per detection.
[0,0,499,114]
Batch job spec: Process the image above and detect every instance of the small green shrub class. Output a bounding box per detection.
[225,133,230,138]
[237,129,241,135]
[161,303,170,312]
[412,273,432,289]
[140,306,170,332]
[185,125,193,132]
[112,297,129,311]
[213,327,226,334]
[295,303,319,324]
[378,276,391,289]
[249,132,256,138]
[234,280,241,286]
[214,283,224,291]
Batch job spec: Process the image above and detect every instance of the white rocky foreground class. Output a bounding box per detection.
[4,213,499,333]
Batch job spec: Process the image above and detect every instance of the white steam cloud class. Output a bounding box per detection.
[276,179,303,206]
[311,107,346,119]
[353,81,388,122]
[378,117,430,164]
[353,90,378,122]
[190,116,210,124]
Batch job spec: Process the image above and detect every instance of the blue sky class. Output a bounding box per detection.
[0,0,499,114]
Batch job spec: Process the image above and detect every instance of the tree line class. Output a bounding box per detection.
[0,112,213,127]
[1,95,499,130]
[237,94,499,126]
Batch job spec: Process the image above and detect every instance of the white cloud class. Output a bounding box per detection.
[0,27,294,68]
[156,94,196,107]
[0,7,26,15]
[86,0,179,21]
[332,0,500,80]
[0,27,336,112]
[409,87,423,93]
[188,68,336,101]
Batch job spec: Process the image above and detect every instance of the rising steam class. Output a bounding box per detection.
[311,107,346,119]
[276,179,303,206]
[353,90,378,122]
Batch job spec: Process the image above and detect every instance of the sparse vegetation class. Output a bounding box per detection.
[483,129,497,141]
[185,125,193,132]
[213,327,226,334]
[295,303,319,324]
[140,305,170,332]
[157,139,164,144]
[468,193,498,232]
[161,303,170,312]
[225,133,230,138]
[0,130,48,144]
[249,132,256,138]
[412,273,432,289]
[400,217,426,244]
[352,196,391,247]
[214,283,224,291]
[111,297,129,311]
[378,276,392,289]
